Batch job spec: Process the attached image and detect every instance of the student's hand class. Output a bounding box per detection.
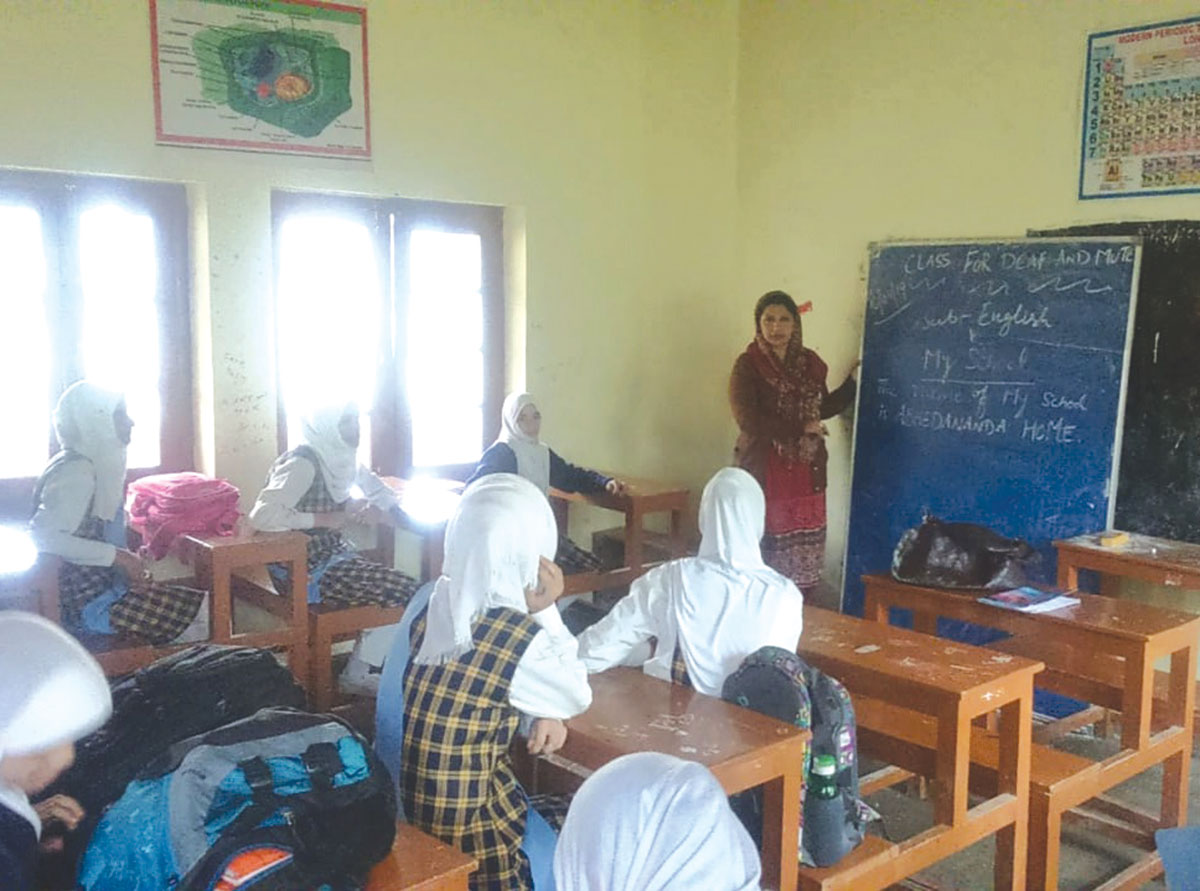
[524,557,564,613]
[605,478,628,496]
[527,718,568,755]
[35,795,85,850]
[347,502,388,526]
[803,420,828,437]
[113,548,150,582]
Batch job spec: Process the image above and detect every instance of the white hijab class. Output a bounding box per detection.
[494,392,551,494]
[0,612,112,836]
[652,467,803,695]
[553,752,762,891]
[52,381,128,521]
[300,401,359,503]
[414,473,558,665]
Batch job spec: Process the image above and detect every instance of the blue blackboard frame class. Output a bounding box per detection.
[842,237,1141,619]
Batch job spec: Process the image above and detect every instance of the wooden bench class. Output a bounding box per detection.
[798,606,1041,891]
[862,574,1199,890]
[365,823,476,890]
[550,473,689,596]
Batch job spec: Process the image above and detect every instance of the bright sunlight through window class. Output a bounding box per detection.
[0,205,51,479]
[277,214,380,465]
[407,229,484,468]
[79,205,162,469]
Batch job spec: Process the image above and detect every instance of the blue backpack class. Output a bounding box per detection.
[77,707,396,890]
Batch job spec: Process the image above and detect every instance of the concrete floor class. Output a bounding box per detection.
[863,725,1199,890]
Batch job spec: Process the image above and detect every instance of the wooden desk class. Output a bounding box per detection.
[366,822,477,890]
[550,473,689,593]
[798,606,1041,890]
[862,573,1199,889]
[381,477,462,581]
[556,667,807,891]
[1056,530,1200,592]
[179,528,310,686]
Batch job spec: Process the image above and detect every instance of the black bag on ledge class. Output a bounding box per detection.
[891,515,1038,590]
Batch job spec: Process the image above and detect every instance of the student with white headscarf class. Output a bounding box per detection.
[466,392,626,575]
[0,612,112,891]
[30,381,206,643]
[553,752,762,891]
[375,473,591,891]
[249,400,419,617]
[578,467,803,695]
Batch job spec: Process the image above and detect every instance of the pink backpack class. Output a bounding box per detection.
[126,473,241,559]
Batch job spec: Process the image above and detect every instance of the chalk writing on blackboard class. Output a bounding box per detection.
[843,238,1140,619]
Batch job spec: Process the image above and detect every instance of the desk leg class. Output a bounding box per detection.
[1161,645,1197,829]
[1055,555,1078,591]
[862,587,889,625]
[288,556,310,692]
[934,705,970,827]
[204,555,233,643]
[1027,793,1058,891]
[624,505,644,572]
[994,686,1032,891]
[760,763,801,891]
[1120,647,1155,752]
[668,506,684,558]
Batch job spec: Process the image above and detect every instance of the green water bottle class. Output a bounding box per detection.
[805,754,849,867]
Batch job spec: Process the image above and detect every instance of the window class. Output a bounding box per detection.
[0,170,192,518]
[272,192,503,478]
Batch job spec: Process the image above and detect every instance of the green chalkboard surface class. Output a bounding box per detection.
[1032,221,1200,543]
[843,238,1140,618]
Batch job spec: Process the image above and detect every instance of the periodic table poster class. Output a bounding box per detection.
[1080,16,1200,199]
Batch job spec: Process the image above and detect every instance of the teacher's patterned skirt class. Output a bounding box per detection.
[763,452,828,592]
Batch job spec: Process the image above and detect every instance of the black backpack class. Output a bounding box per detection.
[37,645,306,886]
[892,515,1038,590]
[77,707,397,890]
[722,646,866,864]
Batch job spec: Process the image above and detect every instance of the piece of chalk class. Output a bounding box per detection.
[1099,530,1129,547]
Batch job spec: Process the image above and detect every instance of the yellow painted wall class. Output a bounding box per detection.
[7,0,1200,594]
[0,1,739,524]
[737,0,1200,595]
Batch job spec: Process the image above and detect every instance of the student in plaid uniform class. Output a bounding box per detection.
[30,382,206,645]
[553,752,761,891]
[248,401,419,611]
[466,392,627,576]
[375,473,591,891]
[577,467,804,696]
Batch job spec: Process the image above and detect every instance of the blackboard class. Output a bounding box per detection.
[1030,221,1200,543]
[842,238,1140,618]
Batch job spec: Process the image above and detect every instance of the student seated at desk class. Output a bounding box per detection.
[249,400,419,611]
[466,392,625,574]
[553,752,761,891]
[577,467,803,695]
[30,382,206,644]
[1,612,112,891]
[375,474,592,891]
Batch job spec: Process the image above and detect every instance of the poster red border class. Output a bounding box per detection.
[148,0,370,160]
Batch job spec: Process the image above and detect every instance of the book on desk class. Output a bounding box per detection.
[978,585,1080,614]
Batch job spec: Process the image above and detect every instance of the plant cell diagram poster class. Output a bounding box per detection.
[1081,16,1200,198]
[150,0,369,158]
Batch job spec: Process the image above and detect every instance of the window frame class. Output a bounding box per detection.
[271,190,504,480]
[0,169,193,520]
